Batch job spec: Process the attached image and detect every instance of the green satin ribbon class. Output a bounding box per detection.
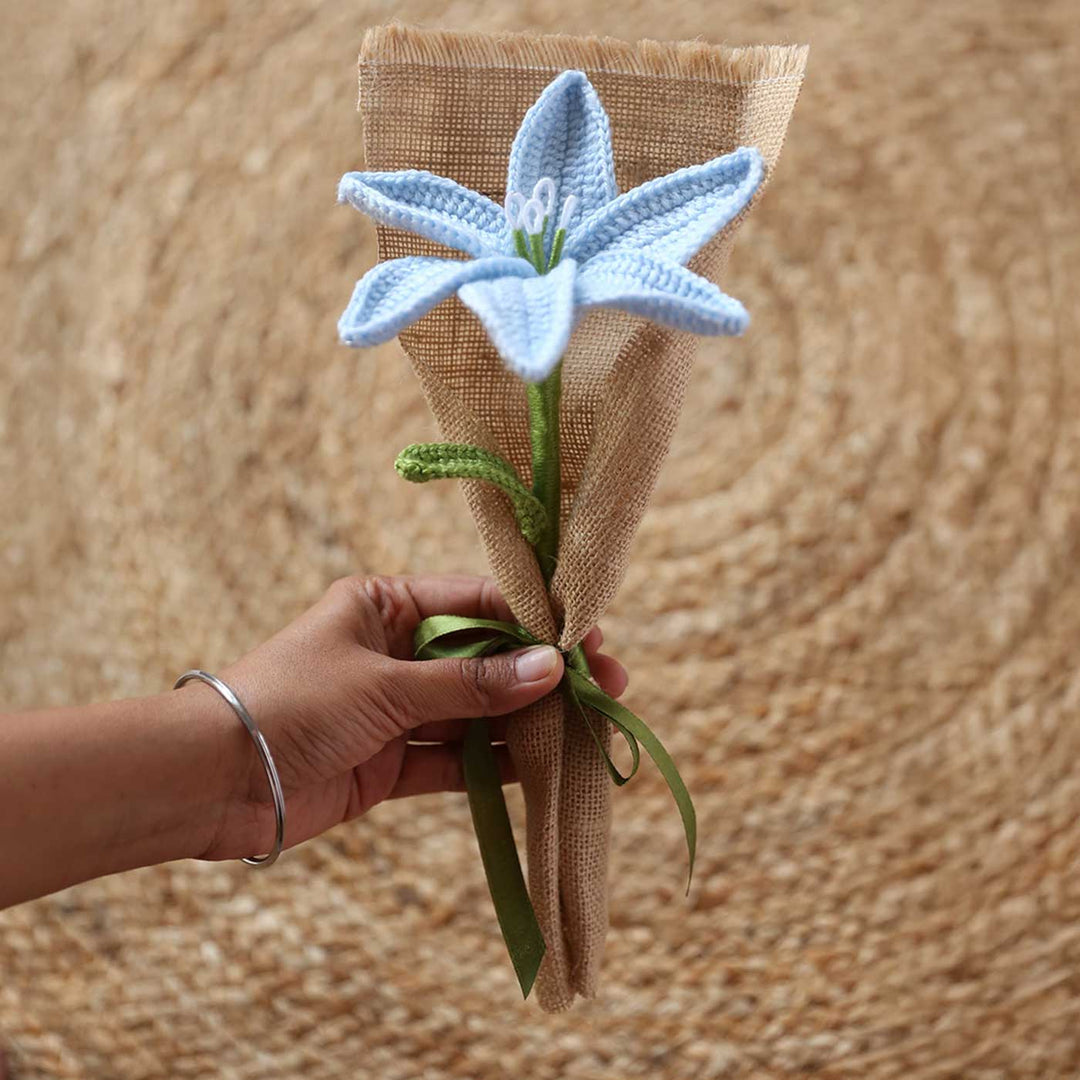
[414,612,697,999]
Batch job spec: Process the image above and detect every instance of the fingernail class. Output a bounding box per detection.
[514,645,559,683]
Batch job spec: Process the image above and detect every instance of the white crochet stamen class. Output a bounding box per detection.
[557,193,579,232]
[521,197,546,237]
[504,192,527,230]
[532,177,556,218]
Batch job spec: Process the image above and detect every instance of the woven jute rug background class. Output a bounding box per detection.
[3,1,1080,1078]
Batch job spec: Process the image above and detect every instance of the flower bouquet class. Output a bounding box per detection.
[337,25,807,1011]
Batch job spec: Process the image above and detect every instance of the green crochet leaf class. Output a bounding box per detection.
[394,443,547,546]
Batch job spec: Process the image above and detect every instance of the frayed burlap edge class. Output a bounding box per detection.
[359,23,808,87]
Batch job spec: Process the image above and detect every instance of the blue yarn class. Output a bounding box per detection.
[337,171,509,259]
[506,70,617,224]
[458,259,578,383]
[574,251,751,335]
[338,256,534,347]
[565,149,764,266]
[337,69,765,383]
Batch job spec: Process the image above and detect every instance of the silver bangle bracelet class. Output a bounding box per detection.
[173,669,286,867]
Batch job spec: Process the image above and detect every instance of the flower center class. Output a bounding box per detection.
[504,177,579,274]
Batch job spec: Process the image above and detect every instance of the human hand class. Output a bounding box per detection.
[192,575,627,862]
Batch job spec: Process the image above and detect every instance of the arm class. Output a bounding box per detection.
[0,689,242,907]
[0,575,627,909]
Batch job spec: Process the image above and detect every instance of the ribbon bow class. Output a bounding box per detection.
[414,613,696,998]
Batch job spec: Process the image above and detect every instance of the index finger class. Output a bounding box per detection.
[399,574,516,624]
[360,575,517,659]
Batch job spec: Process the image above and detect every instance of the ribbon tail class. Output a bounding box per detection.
[563,664,640,786]
[463,716,546,998]
[569,670,698,891]
[413,616,547,997]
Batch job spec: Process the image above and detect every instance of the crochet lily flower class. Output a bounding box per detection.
[337,70,764,383]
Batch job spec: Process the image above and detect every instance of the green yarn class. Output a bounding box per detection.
[526,365,562,582]
[394,442,548,546]
[546,227,567,271]
[511,228,531,262]
[528,231,546,273]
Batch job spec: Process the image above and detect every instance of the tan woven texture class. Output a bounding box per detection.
[359,25,805,1010]
[4,0,1080,1075]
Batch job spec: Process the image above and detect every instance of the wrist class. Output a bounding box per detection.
[162,677,282,862]
[69,686,257,869]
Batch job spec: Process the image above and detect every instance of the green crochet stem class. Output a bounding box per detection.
[527,364,562,583]
[394,443,548,546]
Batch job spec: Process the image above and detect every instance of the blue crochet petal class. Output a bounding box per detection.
[338,171,511,259]
[574,252,750,336]
[338,256,535,347]
[506,71,617,222]
[458,259,578,383]
[565,146,764,266]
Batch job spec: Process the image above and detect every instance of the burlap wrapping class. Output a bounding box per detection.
[357,25,806,1009]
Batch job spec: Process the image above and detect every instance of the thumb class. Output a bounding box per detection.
[379,645,564,727]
